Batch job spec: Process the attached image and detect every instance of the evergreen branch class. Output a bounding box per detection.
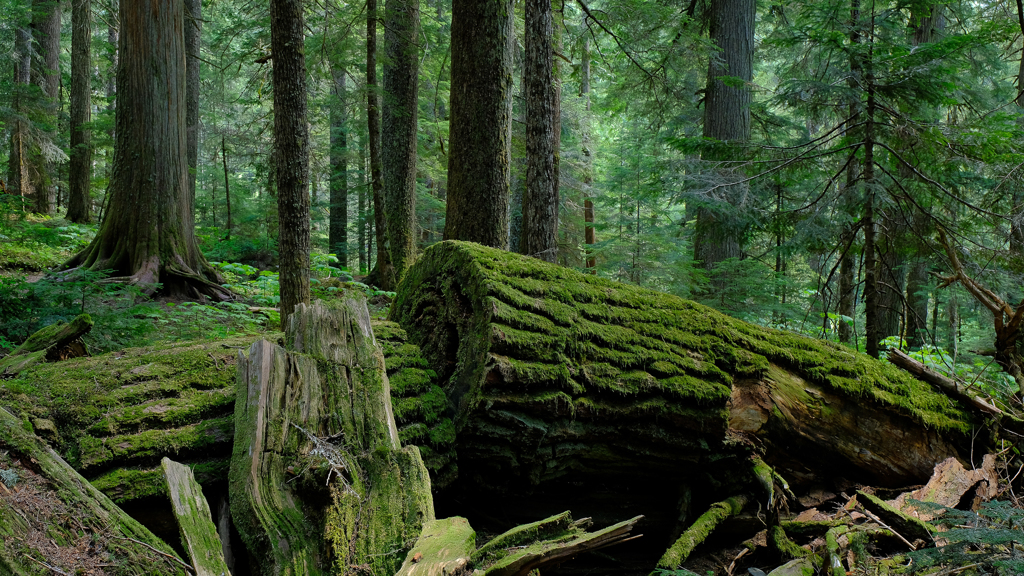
[576,0,658,83]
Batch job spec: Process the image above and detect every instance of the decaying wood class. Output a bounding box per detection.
[0,406,187,575]
[0,313,92,375]
[228,298,433,575]
[161,457,231,576]
[856,490,933,546]
[886,348,1004,417]
[890,455,998,521]
[658,495,748,569]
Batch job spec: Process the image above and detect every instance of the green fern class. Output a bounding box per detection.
[908,500,1024,575]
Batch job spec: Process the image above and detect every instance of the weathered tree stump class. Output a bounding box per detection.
[229,298,433,575]
[0,313,92,375]
[162,457,232,576]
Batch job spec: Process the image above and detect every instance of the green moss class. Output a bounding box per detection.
[78,415,233,471]
[657,496,747,569]
[770,525,811,559]
[395,517,476,575]
[11,313,93,356]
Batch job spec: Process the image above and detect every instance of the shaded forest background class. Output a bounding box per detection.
[1,0,1023,403]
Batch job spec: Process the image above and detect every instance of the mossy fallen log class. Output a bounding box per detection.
[657,495,747,569]
[0,406,188,575]
[0,313,92,375]
[229,298,433,575]
[389,241,976,557]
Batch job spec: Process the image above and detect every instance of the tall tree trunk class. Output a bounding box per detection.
[1014,0,1024,271]
[31,0,62,216]
[7,24,32,201]
[66,0,228,301]
[222,135,232,239]
[519,0,558,262]
[271,0,312,329]
[67,0,94,223]
[444,0,515,248]
[382,0,419,281]
[864,60,880,359]
[185,0,201,211]
[359,138,368,273]
[693,0,754,272]
[330,70,349,270]
[581,35,596,272]
[101,4,118,223]
[367,0,396,289]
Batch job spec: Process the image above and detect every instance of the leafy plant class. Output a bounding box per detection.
[908,500,1024,575]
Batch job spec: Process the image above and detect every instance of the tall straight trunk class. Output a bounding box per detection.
[32,0,62,216]
[1015,0,1024,269]
[519,0,557,262]
[582,36,596,272]
[222,136,232,239]
[102,4,118,219]
[271,0,311,329]
[7,24,32,200]
[367,0,395,289]
[693,0,754,271]
[358,138,368,273]
[67,0,94,223]
[864,59,880,359]
[66,0,228,301]
[330,70,349,269]
[444,0,515,248]
[185,0,201,210]
[382,0,419,282]
[838,0,862,345]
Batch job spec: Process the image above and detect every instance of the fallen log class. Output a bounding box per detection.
[390,241,977,553]
[229,298,433,575]
[0,313,92,375]
[657,495,748,569]
[886,348,1005,417]
[0,405,187,575]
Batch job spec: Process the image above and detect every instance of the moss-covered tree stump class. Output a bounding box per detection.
[389,241,977,557]
[229,298,433,575]
[0,313,93,375]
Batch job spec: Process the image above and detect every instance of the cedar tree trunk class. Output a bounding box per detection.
[519,0,558,262]
[65,0,229,301]
[185,0,201,209]
[382,0,420,282]
[444,0,515,248]
[31,0,61,216]
[329,69,349,269]
[7,24,32,200]
[367,0,396,289]
[271,0,312,329]
[67,0,93,223]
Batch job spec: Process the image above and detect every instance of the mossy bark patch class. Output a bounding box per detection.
[162,457,231,576]
[395,516,476,576]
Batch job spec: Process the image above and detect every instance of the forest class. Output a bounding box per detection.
[2,0,1024,574]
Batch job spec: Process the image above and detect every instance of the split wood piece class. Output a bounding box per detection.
[229,298,433,576]
[825,525,849,576]
[0,406,186,575]
[889,455,998,521]
[657,495,748,569]
[471,511,575,565]
[481,514,643,576]
[856,490,933,547]
[886,348,1005,418]
[395,517,477,576]
[0,313,92,375]
[161,457,231,576]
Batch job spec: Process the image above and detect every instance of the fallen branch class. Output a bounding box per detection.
[111,536,196,574]
[658,495,748,569]
[886,348,1002,416]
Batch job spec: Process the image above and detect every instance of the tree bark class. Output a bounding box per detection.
[65,0,229,302]
[67,0,94,223]
[519,0,558,262]
[383,0,420,282]
[582,35,596,272]
[161,457,232,576]
[31,0,62,216]
[693,0,754,272]
[329,69,349,269]
[221,135,232,239]
[185,0,202,211]
[444,0,515,248]
[366,0,396,289]
[7,23,33,201]
[271,0,311,329]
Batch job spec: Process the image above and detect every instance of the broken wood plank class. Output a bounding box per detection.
[161,457,231,576]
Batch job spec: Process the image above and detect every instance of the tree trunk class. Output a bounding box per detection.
[31,0,61,216]
[366,0,396,289]
[271,0,311,329]
[67,0,94,224]
[229,299,433,575]
[7,24,32,201]
[444,0,515,248]
[693,0,754,272]
[582,36,597,272]
[185,0,201,211]
[519,0,558,262]
[221,136,232,239]
[383,0,420,282]
[65,0,229,302]
[329,69,349,270]
[358,141,368,273]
